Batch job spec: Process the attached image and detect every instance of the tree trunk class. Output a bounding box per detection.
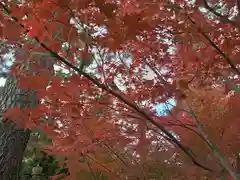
[0,77,32,179]
[0,50,54,180]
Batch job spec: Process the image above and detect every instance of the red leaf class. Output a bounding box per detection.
[18,72,52,90]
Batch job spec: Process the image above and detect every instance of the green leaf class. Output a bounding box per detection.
[52,11,59,18]
[53,30,61,40]
[232,85,240,92]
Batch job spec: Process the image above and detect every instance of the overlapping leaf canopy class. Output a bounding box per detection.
[1,0,240,179]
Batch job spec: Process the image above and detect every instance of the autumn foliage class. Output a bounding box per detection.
[1,0,240,179]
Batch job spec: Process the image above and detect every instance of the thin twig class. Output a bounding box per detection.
[185,101,239,180]
[201,0,240,28]
[87,161,98,180]
[186,15,240,76]
[0,2,214,173]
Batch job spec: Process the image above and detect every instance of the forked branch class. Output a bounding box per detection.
[0,1,214,173]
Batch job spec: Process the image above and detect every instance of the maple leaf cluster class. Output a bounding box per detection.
[0,0,240,179]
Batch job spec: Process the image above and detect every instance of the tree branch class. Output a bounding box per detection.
[0,1,214,173]
[186,15,240,76]
[201,0,240,28]
[39,39,214,172]
[185,101,239,180]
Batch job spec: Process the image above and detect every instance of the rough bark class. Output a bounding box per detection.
[0,50,54,180]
